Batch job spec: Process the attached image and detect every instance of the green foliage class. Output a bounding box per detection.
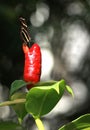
[0,79,74,130]
[65,85,74,97]
[59,114,90,130]
[10,80,31,96]
[0,121,24,130]
[25,80,66,118]
[10,92,27,123]
[3,79,90,130]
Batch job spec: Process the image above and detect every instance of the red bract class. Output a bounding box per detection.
[22,43,41,89]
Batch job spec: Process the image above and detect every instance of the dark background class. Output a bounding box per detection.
[0,0,90,130]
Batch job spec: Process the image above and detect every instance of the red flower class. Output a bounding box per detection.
[22,43,41,89]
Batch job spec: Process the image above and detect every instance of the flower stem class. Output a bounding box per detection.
[35,118,45,130]
[0,99,26,107]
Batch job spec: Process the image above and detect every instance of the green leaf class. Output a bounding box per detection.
[25,79,66,118]
[11,92,27,123]
[0,121,24,130]
[65,85,74,97]
[59,114,90,130]
[10,80,31,96]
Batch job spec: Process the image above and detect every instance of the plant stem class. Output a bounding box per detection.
[18,117,23,125]
[35,118,45,130]
[0,99,26,107]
